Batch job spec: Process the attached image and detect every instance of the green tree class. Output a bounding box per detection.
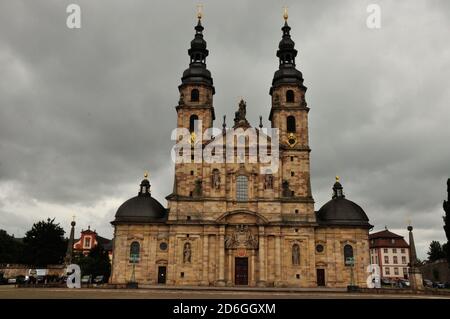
[22,218,67,267]
[74,245,111,281]
[443,178,450,265]
[0,229,24,263]
[427,240,445,262]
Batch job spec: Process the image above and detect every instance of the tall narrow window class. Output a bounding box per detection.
[191,89,199,102]
[130,241,140,263]
[287,116,296,133]
[286,90,294,102]
[344,244,354,266]
[236,175,248,201]
[189,114,198,133]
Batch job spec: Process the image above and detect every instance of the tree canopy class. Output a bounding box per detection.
[22,218,67,267]
[0,229,24,263]
[427,240,446,262]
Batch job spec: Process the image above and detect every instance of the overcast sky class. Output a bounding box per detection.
[1,0,449,259]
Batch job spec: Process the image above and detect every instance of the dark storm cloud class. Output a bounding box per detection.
[0,0,449,258]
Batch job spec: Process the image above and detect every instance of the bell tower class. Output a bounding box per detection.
[269,9,313,201]
[176,9,215,136]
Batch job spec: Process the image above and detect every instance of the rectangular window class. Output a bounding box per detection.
[384,256,389,264]
[403,267,408,275]
[84,237,91,248]
[393,256,398,264]
[236,175,248,201]
[402,256,407,264]
[384,248,388,253]
[401,248,405,254]
[394,267,399,275]
[392,248,397,253]
[385,267,390,275]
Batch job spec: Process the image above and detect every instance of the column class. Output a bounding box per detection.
[249,250,256,286]
[257,226,266,287]
[226,251,233,286]
[216,226,226,286]
[275,235,282,286]
[201,234,209,285]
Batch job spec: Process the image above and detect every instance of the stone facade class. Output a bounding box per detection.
[110,16,371,288]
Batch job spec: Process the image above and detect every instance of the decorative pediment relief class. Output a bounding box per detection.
[225,225,258,250]
[127,234,144,241]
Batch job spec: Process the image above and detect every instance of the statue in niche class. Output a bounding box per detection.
[264,174,274,189]
[282,180,292,197]
[179,92,185,106]
[212,169,221,190]
[194,179,202,196]
[292,244,300,265]
[183,242,192,263]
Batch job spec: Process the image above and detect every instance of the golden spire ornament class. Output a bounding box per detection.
[144,171,149,179]
[283,6,289,21]
[197,4,203,20]
[335,176,340,182]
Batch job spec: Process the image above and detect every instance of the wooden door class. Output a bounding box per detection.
[235,257,248,285]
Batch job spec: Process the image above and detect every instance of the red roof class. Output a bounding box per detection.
[369,229,410,248]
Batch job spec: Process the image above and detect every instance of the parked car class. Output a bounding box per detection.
[381,278,392,286]
[81,275,92,284]
[7,278,16,284]
[93,275,105,284]
[15,275,26,284]
[423,279,433,288]
[435,282,445,289]
[398,279,410,288]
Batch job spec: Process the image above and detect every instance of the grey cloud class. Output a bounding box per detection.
[0,0,449,259]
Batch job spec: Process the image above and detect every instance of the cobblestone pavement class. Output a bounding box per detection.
[0,286,449,299]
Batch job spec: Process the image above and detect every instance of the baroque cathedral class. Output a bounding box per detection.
[110,12,372,288]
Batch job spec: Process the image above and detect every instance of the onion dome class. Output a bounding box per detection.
[112,173,167,224]
[316,177,372,228]
[180,13,215,92]
[270,11,306,94]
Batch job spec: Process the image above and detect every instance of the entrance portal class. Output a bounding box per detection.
[316,268,325,286]
[158,266,166,284]
[235,257,248,285]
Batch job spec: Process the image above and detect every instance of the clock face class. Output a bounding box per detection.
[287,133,297,147]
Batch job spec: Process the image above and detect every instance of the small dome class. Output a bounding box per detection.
[316,178,371,228]
[112,177,167,224]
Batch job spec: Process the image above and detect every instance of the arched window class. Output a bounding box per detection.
[236,175,248,201]
[189,114,198,133]
[286,90,294,103]
[292,244,300,265]
[130,241,140,263]
[287,116,296,133]
[344,244,354,266]
[191,89,199,102]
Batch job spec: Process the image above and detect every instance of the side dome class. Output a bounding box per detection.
[317,178,372,228]
[112,175,167,224]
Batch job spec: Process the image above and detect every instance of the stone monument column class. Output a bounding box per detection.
[408,225,424,291]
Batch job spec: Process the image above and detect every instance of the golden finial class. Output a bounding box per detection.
[144,171,149,179]
[197,4,203,20]
[335,176,340,182]
[283,6,288,21]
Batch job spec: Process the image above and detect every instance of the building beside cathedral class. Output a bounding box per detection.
[110,12,373,288]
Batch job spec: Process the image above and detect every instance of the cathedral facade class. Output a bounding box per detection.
[110,14,372,288]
